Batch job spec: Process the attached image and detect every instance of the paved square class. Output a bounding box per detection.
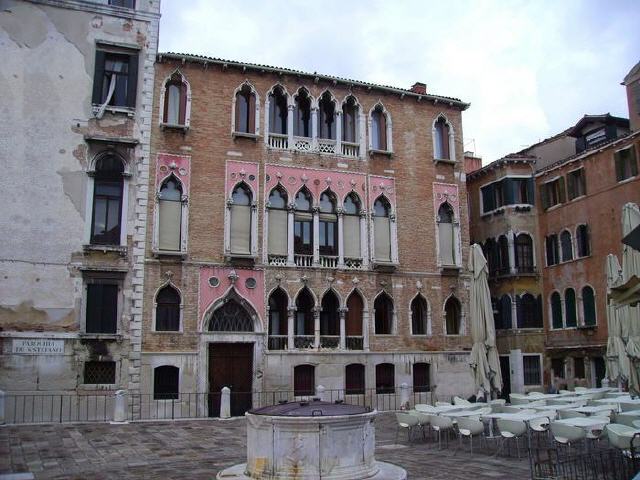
[1,413,530,479]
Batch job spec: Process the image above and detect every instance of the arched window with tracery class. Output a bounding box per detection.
[229,183,252,255]
[158,176,183,251]
[91,155,124,245]
[373,196,392,262]
[411,294,429,335]
[370,104,388,151]
[294,88,311,138]
[374,292,394,335]
[268,288,288,350]
[433,116,451,160]
[342,96,359,144]
[437,203,456,266]
[445,296,461,335]
[234,83,256,134]
[267,186,288,258]
[162,72,188,126]
[269,86,288,135]
[155,284,180,331]
[318,91,336,140]
[209,298,254,332]
[319,191,337,257]
[294,187,313,256]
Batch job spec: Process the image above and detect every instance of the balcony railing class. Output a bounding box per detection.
[344,257,364,270]
[267,336,287,350]
[341,141,359,158]
[292,136,313,152]
[294,335,315,349]
[318,255,338,268]
[267,254,288,266]
[320,335,340,349]
[268,133,288,150]
[346,336,364,350]
[294,254,313,267]
[317,138,336,154]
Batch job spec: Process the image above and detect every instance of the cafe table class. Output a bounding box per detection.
[572,404,617,416]
[555,416,610,432]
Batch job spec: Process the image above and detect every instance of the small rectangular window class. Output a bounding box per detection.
[92,48,138,109]
[551,358,565,379]
[480,183,495,213]
[574,357,585,379]
[86,283,118,333]
[84,361,116,384]
[523,355,541,386]
[567,169,587,200]
[542,177,565,209]
[109,0,135,7]
[615,146,638,182]
[413,363,430,392]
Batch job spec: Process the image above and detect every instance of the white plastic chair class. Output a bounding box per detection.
[453,396,472,406]
[574,387,588,393]
[606,423,640,453]
[510,397,531,406]
[415,403,437,413]
[456,416,485,454]
[558,409,586,419]
[550,422,586,454]
[413,410,432,439]
[489,398,506,406]
[497,419,527,458]
[614,413,640,428]
[395,412,420,444]
[430,414,455,450]
[436,401,451,407]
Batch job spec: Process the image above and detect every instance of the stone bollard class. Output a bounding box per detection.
[316,385,327,402]
[220,386,231,419]
[0,390,5,425]
[399,383,410,410]
[601,378,609,389]
[113,389,128,423]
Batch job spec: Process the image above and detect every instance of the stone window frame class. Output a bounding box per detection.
[435,200,462,269]
[224,180,259,259]
[443,293,464,336]
[579,284,598,327]
[80,269,126,337]
[522,353,543,387]
[152,280,184,333]
[158,69,192,130]
[231,80,260,139]
[409,292,431,336]
[367,101,393,155]
[153,172,189,256]
[431,113,456,164]
[372,290,397,336]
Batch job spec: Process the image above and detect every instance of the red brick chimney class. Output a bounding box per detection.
[464,152,482,174]
[410,82,427,94]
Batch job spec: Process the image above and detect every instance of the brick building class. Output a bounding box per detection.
[141,53,475,414]
[0,0,160,403]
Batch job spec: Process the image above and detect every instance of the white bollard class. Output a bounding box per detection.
[316,384,327,402]
[113,389,128,423]
[0,390,5,425]
[399,382,410,410]
[220,386,231,419]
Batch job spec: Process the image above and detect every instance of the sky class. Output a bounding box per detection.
[158,0,640,163]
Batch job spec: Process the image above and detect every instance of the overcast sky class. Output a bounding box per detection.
[159,0,640,163]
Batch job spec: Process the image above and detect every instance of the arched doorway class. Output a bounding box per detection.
[206,294,257,417]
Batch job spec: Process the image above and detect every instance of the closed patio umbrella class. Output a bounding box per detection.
[622,203,640,396]
[606,254,628,383]
[468,244,502,396]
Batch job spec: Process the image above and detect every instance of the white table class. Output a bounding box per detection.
[416,404,467,413]
[442,409,483,418]
[530,403,582,412]
[618,409,640,416]
[550,395,593,403]
[572,405,617,416]
[595,396,630,404]
[555,416,610,431]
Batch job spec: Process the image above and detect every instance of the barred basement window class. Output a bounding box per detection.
[523,356,541,386]
[376,363,395,394]
[294,365,315,396]
[154,365,179,400]
[345,363,365,395]
[413,363,430,393]
[84,361,116,384]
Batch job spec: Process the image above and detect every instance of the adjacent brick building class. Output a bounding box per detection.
[141,53,475,415]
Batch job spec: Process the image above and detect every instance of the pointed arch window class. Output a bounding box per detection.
[269,86,288,135]
[318,92,336,140]
[235,83,257,134]
[515,233,534,273]
[267,187,288,257]
[268,288,288,350]
[342,96,359,144]
[294,89,311,138]
[294,188,313,256]
[551,292,563,329]
[373,196,392,262]
[209,298,254,332]
[445,296,461,335]
[582,286,596,326]
[91,155,124,245]
[374,292,394,334]
[320,290,339,339]
[230,183,252,255]
[437,203,456,266]
[565,288,577,327]
[370,105,388,151]
[560,231,573,262]
[346,291,364,350]
[319,191,337,257]
[343,193,362,260]
[162,73,188,126]
[411,295,429,335]
[158,177,183,252]
[295,288,315,346]
[434,117,451,160]
[577,225,590,257]
[155,285,181,331]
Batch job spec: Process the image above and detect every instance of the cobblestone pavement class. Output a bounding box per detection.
[1,413,531,479]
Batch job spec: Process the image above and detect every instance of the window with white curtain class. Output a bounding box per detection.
[158,177,183,251]
[267,187,288,256]
[437,203,455,265]
[230,183,252,254]
[343,193,361,259]
[373,196,391,262]
[433,117,450,160]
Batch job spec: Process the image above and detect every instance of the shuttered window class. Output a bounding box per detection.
[566,168,586,200]
[373,197,391,262]
[230,184,252,255]
[158,177,182,251]
[86,283,118,333]
[541,178,565,209]
[345,364,365,395]
[376,363,395,394]
[294,365,315,396]
[615,146,638,182]
[437,203,455,266]
[413,363,430,393]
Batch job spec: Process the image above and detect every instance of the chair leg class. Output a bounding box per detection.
[516,437,520,459]
[395,426,399,445]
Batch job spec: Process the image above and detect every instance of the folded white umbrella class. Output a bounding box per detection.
[621,203,640,396]
[606,254,628,382]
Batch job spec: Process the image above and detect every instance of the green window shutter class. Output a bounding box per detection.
[615,151,624,181]
[631,146,639,176]
[557,177,566,203]
[566,173,575,200]
[540,183,549,210]
[504,178,515,205]
[527,178,535,205]
[92,50,106,104]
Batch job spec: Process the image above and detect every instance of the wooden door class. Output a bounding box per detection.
[208,343,253,417]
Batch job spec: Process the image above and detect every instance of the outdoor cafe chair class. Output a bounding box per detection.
[415,403,437,413]
[530,415,552,445]
[496,419,527,458]
[413,410,432,439]
[436,401,451,407]
[430,414,455,450]
[574,387,588,393]
[501,405,523,413]
[453,396,472,406]
[509,397,531,406]
[559,389,572,394]
[550,422,586,455]
[613,413,640,428]
[558,409,586,419]
[395,412,420,444]
[456,416,485,454]
[489,398,506,406]
[620,402,640,412]
[605,423,640,453]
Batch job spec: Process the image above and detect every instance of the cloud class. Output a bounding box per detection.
[159,0,640,162]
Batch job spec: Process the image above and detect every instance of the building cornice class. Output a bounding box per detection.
[23,0,160,21]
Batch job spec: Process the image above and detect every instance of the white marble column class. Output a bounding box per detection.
[335,111,342,155]
[287,306,295,350]
[363,310,370,351]
[339,307,347,350]
[508,230,517,274]
[311,107,318,150]
[360,210,369,268]
[313,206,320,266]
[287,104,294,148]
[314,308,321,349]
[337,209,345,268]
[287,203,295,266]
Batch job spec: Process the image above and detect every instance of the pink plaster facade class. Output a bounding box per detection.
[225,160,260,198]
[368,175,397,210]
[432,182,460,219]
[155,153,191,193]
